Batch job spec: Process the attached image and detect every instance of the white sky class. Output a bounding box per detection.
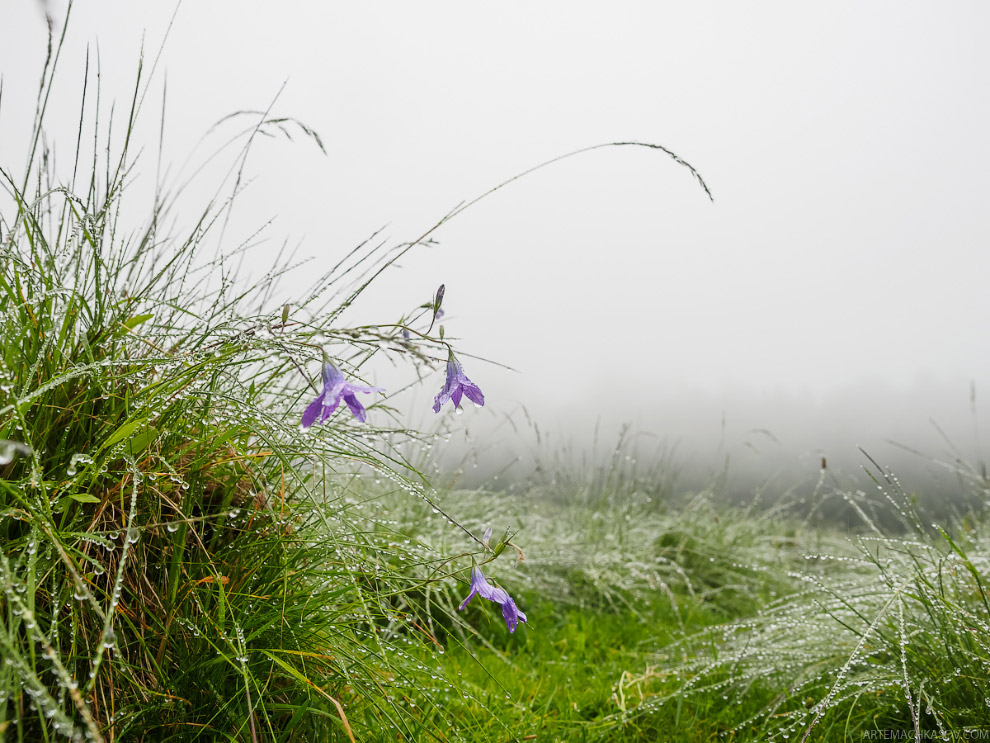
[3,2,990,472]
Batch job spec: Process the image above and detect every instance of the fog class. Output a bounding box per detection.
[3,2,989,496]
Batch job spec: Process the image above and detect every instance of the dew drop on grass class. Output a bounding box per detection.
[0,439,33,465]
[166,522,179,533]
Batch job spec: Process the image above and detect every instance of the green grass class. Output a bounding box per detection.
[0,11,490,741]
[362,464,990,742]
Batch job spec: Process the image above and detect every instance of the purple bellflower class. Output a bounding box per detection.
[433,356,484,413]
[459,566,527,633]
[302,360,383,427]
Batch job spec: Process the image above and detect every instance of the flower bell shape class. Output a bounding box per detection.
[433,357,484,413]
[459,566,527,633]
[302,361,383,427]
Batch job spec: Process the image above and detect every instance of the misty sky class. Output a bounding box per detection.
[3,2,990,475]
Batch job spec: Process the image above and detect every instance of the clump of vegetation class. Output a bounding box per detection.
[0,7,714,742]
[396,453,990,742]
[0,14,483,742]
[652,465,990,741]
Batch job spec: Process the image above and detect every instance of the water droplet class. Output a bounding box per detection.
[0,440,32,466]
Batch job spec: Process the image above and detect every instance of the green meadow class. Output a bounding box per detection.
[2,12,990,743]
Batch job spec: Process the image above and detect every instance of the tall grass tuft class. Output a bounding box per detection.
[616,460,990,741]
[0,14,484,742]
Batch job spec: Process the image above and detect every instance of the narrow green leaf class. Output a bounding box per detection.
[122,313,153,330]
[127,426,159,455]
[101,418,142,451]
[68,493,101,504]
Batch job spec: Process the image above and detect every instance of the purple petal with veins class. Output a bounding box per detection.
[459,566,527,633]
[302,360,383,428]
[433,358,485,413]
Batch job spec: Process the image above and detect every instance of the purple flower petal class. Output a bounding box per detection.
[458,590,477,611]
[301,361,383,428]
[301,396,324,429]
[319,394,342,423]
[462,382,485,407]
[458,567,485,609]
[432,393,449,414]
[322,361,345,388]
[458,566,527,633]
[433,358,485,413]
[342,392,367,423]
[501,598,527,634]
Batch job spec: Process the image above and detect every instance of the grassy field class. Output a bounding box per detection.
[362,463,990,742]
[3,10,990,742]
